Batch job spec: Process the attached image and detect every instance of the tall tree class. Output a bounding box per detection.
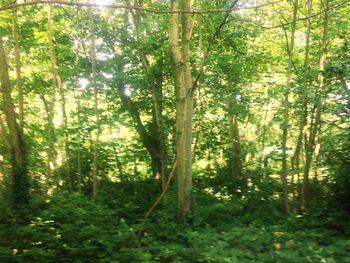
[0,37,29,209]
[280,0,299,214]
[293,0,312,211]
[12,8,23,128]
[169,0,193,220]
[47,4,72,192]
[302,0,329,210]
[88,6,100,200]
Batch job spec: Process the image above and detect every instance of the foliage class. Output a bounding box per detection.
[1,182,350,262]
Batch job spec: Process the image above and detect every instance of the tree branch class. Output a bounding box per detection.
[0,0,283,13]
[191,0,239,95]
[0,113,10,149]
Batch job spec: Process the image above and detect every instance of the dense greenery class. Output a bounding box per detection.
[1,181,350,262]
[0,0,349,262]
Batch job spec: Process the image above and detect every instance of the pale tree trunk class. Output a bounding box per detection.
[0,37,29,209]
[242,115,251,187]
[75,88,82,192]
[88,6,100,200]
[314,127,321,182]
[47,4,72,192]
[182,0,194,220]
[0,154,4,182]
[0,114,10,182]
[281,0,298,214]
[73,37,82,192]
[169,0,193,221]
[292,0,312,209]
[192,19,203,161]
[301,0,329,211]
[12,8,24,128]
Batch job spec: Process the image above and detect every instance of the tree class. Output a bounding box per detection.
[47,4,73,192]
[280,0,299,214]
[169,0,193,220]
[0,37,29,209]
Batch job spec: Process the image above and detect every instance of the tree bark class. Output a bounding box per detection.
[281,0,298,214]
[169,0,193,220]
[125,1,167,182]
[0,37,29,209]
[301,0,329,211]
[88,6,100,200]
[47,4,72,192]
[12,8,24,128]
[75,88,83,192]
[295,0,312,211]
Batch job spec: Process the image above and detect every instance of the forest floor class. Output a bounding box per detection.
[1,179,350,263]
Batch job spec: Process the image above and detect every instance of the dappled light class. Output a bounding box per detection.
[1,0,350,262]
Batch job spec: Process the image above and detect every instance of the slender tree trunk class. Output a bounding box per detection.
[88,6,100,200]
[12,8,24,128]
[0,37,29,209]
[0,154,4,182]
[302,0,329,211]
[0,114,10,149]
[182,0,194,220]
[75,88,82,192]
[192,21,203,162]
[0,115,8,182]
[169,0,193,221]
[281,0,298,214]
[314,128,321,183]
[293,0,312,210]
[73,36,82,193]
[47,4,72,192]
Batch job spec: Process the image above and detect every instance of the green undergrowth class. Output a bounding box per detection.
[0,180,349,263]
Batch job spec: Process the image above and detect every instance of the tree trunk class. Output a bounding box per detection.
[88,6,100,200]
[281,0,298,214]
[0,154,4,182]
[301,0,329,211]
[169,0,193,221]
[12,8,24,128]
[0,37,29,209]
[296,0,312,210]
[75,88,83,192]
[47,4,72,192]
[293,0,312,210]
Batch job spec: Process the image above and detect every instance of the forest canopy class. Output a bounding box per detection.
[0,0,349,262]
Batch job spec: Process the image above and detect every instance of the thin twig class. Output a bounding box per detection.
[263,0,350,29]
